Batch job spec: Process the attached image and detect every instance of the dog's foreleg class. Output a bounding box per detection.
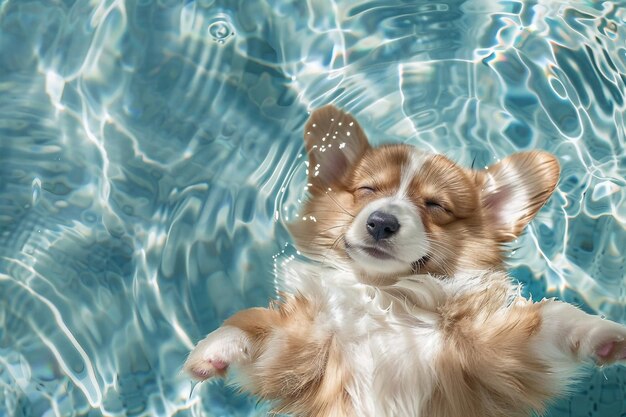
[183,306,279,381]
[184,296,352,416]
[532,300,626,384]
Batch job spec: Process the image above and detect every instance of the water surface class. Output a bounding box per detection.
[0,0,625,415]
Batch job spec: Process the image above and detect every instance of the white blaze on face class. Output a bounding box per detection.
[345,151,431,274]
[397,151,427,199]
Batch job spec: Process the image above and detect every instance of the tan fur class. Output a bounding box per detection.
[225,296,353,416]
[427,277,553,417]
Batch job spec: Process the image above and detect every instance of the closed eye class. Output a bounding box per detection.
[355,186,375,197]
[425,200,447,212]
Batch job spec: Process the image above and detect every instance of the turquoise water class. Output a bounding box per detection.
[0,0,625,415]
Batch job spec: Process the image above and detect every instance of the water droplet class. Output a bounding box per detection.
[32,177,42,206]
[208,15,234,43]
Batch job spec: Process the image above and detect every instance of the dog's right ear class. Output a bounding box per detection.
[303,106,370,190]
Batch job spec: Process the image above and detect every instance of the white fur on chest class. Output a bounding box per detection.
[278,263,461,417]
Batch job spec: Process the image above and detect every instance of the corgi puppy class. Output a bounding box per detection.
[185,106,626,417]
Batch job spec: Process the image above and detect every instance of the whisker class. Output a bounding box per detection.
[299,209,356,217]
[325,192,355,218]
[291,231,352,272]
[329,233,345,252]
[318,233,349,269]
[424,242,456,258]
[317,223,351,235]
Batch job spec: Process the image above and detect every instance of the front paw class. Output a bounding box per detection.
[574,315,626,365]
[594,336,626,365]
[184,325,250,381]
[539,302,626,366]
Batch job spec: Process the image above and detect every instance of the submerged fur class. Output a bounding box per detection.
[185,106,626,417]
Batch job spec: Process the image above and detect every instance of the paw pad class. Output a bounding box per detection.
[187,358,230,380]
[208,358,229,371]
[595,339,626,364]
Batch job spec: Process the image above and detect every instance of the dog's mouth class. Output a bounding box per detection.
[344,239,430,268]
[361,245,394,260]
[345,239,395,261]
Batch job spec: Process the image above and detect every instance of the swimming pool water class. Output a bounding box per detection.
[0,0,625,416]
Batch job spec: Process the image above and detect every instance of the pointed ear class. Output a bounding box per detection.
[474,151,560,241]
[303,105,370,189]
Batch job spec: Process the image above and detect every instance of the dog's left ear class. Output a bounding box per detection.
[303,105,370,190]
[474,151,560,241]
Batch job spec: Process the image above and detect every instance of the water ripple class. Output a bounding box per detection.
[0,0,625,416]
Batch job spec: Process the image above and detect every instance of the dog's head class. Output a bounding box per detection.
[289,106,560,279]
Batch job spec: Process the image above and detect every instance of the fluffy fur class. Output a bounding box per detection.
[185,106,626,417]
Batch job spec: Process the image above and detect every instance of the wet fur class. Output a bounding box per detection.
[185,106,626,417]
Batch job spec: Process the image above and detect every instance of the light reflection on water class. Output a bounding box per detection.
[0,0,624,416]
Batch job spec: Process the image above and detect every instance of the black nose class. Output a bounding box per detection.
[366,211,400,241]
